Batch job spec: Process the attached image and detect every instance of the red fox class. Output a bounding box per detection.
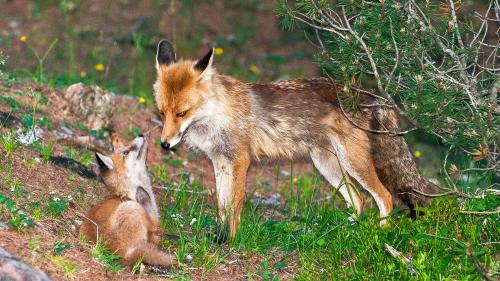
[153,40,439,238]
[80,136,176,267]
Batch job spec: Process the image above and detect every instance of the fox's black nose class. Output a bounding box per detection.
[138,133,144,138]
[160,141,170,150]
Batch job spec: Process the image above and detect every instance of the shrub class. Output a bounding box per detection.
[277,0,498,196]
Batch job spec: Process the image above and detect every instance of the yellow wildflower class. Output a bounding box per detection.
[94,64,105,72]
[293,177,298,183]
[214,47,224,56]
[79,71,87,78]
[249,64,260,75]
[414,150,421,158]
[20,35,27,42]
[139,97,146,104]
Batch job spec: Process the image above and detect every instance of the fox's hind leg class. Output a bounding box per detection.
[310,148,363,215]
[330,136,393,224]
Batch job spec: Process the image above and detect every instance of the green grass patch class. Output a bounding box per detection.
[159,173,499,280]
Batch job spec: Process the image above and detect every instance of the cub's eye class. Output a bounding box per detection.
[122,150,129,157]
[176,110,188,118]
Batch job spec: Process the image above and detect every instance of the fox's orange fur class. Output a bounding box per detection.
[154,40,439,238]
[80,136,176,267]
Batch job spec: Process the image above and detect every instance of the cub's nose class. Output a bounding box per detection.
[160,141,170,150]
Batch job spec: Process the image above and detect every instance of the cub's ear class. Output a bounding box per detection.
[136,186,152,212]
[95,152,114,171]
[194,47,214,80]
[156,39,176,67]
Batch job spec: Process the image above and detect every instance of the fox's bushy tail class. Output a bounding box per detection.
[125,241,177,268]
[369,108,440,215]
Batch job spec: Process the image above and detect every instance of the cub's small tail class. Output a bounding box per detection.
[369,108,440,215]
[125,241,177,268]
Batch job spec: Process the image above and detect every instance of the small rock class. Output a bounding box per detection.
[0,221,8,230]
[63,83,115,131]
[0,246,52,281]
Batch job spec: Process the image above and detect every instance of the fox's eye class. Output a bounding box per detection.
[176,110,188,118]
[158,111,165,117]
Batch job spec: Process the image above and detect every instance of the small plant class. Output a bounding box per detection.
[122,125,142,139]
[20,36,58,83]
[0,131,17,156]
[40,140,54,163]
[254,261,276,281]
[131,256,145,274]
[151,164,169,184]
[51,255,77,279]
[0,52,7,82]
[91,242,123,272]
[53,239,72,254]
[28,236,41,253]
[0,193,34,232]
[37,116,53,130]
[64,147,77,160]
[46,192,69,218]
[79,150,93,166]
[78,123,107,140]
[162,155,184,168]
[23,152,37,168]
[64,147,93,166]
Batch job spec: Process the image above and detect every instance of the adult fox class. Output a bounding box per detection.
[153,39,439,239]
[80,136,176,267]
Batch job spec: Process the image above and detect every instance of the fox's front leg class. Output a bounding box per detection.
[212,153,250,239]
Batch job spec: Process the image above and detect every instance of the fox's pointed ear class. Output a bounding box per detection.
[136,186,152,212]
[156,39,176,68]
[194,48,214,80]
[95,152,114,171]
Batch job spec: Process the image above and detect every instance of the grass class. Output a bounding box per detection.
[90,241,124,273]
[154,171,499,280]
[39,140,54,163]
[0,130,17,156]
[51,255,78,278]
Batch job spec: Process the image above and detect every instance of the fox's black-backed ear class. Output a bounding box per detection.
[156,39,176,67]
[195,48,214,80]
[195,48,214,72]
[136,186,152,212]
[95,152,114,171]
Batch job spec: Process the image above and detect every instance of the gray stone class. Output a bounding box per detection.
[0,247,51,281]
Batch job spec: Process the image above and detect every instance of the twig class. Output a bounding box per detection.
[384,243,417,275]
[459,208,500,215]
[152,185,210,195]
[406,0,479,108]
[385,17,400,93]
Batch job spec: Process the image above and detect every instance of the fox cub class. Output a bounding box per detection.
[80,136,176,268]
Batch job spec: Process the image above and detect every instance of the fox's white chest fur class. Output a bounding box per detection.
[184,96,234,158]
